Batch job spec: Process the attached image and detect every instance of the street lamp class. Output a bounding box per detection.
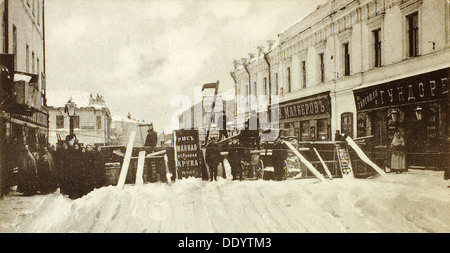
[65,98,76,135]
[414,106,423,121]
[390,108,399,123]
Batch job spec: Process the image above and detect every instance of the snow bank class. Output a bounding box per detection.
[6,170,450,233]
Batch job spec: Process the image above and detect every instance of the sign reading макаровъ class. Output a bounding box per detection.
[354,68,449,111]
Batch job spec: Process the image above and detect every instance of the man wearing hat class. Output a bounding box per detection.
[144,123,158,151]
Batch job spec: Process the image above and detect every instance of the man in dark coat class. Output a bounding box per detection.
[58,142,69,195]
[228,138,243,180]
[93,145,106,188]
[18,144,38,196]
[144,124,158,151]
[43,146,57,193]
[205,138,222,181]
[272,138,288,181]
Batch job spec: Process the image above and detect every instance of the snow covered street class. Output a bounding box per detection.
[1,169,449,233]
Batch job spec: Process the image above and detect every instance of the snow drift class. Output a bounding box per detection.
[4,170,450,233]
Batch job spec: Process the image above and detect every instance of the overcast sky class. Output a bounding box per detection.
[45,0,326,132]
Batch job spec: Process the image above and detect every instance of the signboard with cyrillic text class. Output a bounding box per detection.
[175,129,202,178]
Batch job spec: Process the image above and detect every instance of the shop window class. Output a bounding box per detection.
[56,116,64,129]
[371,110,387,147]
[426,108,438,139]
[341,112,353,138]
[300,121,310,141]
[317,119,330,141]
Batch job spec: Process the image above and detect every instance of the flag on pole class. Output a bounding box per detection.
[201,81,219,91]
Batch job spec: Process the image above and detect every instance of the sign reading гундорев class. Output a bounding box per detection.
[354,68,449,111]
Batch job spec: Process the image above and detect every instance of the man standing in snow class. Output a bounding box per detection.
[205,138,222,181]
[272,138,288,181]
[228,138,243,180]
[144,124,158,151]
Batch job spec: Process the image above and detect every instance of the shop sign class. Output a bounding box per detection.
[354,68,449,111]
[81,122,95,129]
[175,129,202,178]
[271,97,330,120]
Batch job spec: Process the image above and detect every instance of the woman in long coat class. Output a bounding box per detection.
[390,131,407,174]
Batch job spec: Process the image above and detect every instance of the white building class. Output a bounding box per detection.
[47,91,112,147]
[231,0,450,169]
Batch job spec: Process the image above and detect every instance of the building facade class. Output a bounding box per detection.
[48,94,112,147]
[178,94,235,142]
[0,0,48,148]
[231,0,450,169]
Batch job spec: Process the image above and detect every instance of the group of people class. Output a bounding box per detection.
[1,134,106,199]
[54,134,106,199]
[205,112,288,181]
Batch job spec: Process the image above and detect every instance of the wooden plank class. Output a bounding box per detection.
[313,148,333,179]
[164,154,171,185]
[282,141,327,183]
[345,136,387,177]
[135,151,146,185]
[117,130,136,189]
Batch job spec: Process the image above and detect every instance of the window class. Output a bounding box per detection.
[97,116,102,129]
[275,73,279,95]
[343,43,350,76]
[37,58,40,85]
[287,67,291,92]
[26,44,29,72]
[37,0,40,24]
[12,26,17,70]
[73,116,80,129]
[264,77,267,95]
[253,81,257,97]
[31,51,35,73]
[407,12,419,57]
[318,53,325,83]
[301,61,306,88]
[373,29,382,67]
[56,116,64,129]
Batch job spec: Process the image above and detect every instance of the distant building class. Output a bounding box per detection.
[178,93,235,142]
[47,91,112,147]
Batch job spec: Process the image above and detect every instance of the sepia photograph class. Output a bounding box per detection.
[0,0,449,240]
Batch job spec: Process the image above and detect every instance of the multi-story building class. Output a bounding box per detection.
[231,0,450,169]
[47,92,112,147]
[178,94,235,143]
[0,0,47,148]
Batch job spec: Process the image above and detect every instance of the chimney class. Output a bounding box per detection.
[267,40,276,49]
[233,60,240,69]
[257,46,265,56]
